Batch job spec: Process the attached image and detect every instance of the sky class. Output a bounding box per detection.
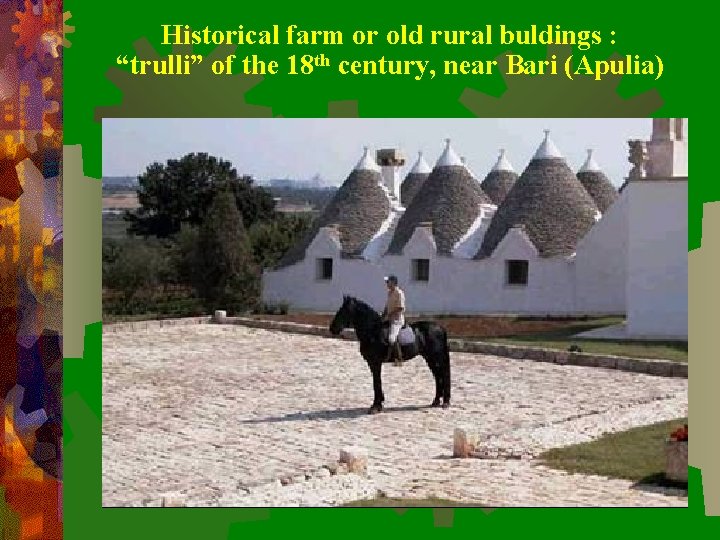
[102,118,653,187]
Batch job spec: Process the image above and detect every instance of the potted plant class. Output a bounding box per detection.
[666,423,688,483]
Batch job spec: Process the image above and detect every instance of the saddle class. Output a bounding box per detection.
[380,322,417,347]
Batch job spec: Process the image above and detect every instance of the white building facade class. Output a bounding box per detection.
[262,120,688,339]
[624,119,688,338]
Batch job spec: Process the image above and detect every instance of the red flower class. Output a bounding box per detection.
[670,425,688,442]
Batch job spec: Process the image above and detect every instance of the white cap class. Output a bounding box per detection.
[354,146,381,172]
[491,149,515,172]
[579,149,602,173]
[533,130,563,160]
[436,138,463,167]
[409,151,432,174]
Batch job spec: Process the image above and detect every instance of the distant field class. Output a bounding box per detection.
[103,192,139,210]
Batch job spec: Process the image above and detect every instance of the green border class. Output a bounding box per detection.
[64,1,714,537]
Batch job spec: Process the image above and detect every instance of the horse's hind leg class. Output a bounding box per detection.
[442,343,451,408]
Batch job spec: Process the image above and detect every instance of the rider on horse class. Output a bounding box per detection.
[381,275,406,366]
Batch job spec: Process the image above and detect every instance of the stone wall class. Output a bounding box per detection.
[209,314,687,379]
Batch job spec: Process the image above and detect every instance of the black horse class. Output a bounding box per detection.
[329,295,451,414]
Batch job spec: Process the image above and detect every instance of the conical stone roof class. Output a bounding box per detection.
[400,151,431,206]
[476,131,600,259]
[276,147,390,268]
[481,149,518,205]
[576,149,618,213]
[388,139,493,256]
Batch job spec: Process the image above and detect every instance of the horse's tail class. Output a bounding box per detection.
[442,327,451,400]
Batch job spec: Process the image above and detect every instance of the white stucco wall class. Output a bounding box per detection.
[261,228,388,313]
[573,192,628,314]
[625,180,688,338]
[263,223,587,316]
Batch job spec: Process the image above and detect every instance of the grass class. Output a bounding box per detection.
[342,497,483,507]
[102,214,131,240]
[482,317,688,363]
[539,418,688,488]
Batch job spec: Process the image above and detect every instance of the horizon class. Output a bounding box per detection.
[103,118,655,187]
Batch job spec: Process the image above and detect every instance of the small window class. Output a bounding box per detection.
[317,258,333,280]
[412,259,430,282]
[506,260,529,286]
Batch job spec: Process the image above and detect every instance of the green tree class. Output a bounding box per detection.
[102,238,121,284]
[126,153,277,237]
[169,224,201,285]
[103,240,167,306]
[194,188,259,314]
[248,213,313,269]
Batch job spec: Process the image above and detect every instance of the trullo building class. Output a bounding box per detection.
[261,119,688,339]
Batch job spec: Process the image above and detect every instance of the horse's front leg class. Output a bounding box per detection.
[369,361,384,414]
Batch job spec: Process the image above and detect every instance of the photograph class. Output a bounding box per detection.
[2,1,711,537]
[100,117,688,507]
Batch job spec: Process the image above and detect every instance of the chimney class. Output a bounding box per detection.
[647,118,687,178]
[376,148,405,200]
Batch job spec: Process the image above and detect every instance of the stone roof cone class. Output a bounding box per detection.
[476,131,600,258]
[460,156,479,181]
[481,149,518,205]
[401,151,431,206]
[276,146,390,267]
[388,139,493,256]
[576,149,618,213]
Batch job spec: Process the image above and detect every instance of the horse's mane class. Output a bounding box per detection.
[346,296,382,324]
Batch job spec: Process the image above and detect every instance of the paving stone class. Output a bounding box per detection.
[102,324,688,507]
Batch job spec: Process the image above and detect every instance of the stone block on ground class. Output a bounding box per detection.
[453,427,479,458]
[666,440,688,483]
[339,447,368,474]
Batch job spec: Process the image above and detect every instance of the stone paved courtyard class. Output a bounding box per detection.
[102,324,688,507]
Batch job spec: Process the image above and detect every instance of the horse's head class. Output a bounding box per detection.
[329,295,355,335]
